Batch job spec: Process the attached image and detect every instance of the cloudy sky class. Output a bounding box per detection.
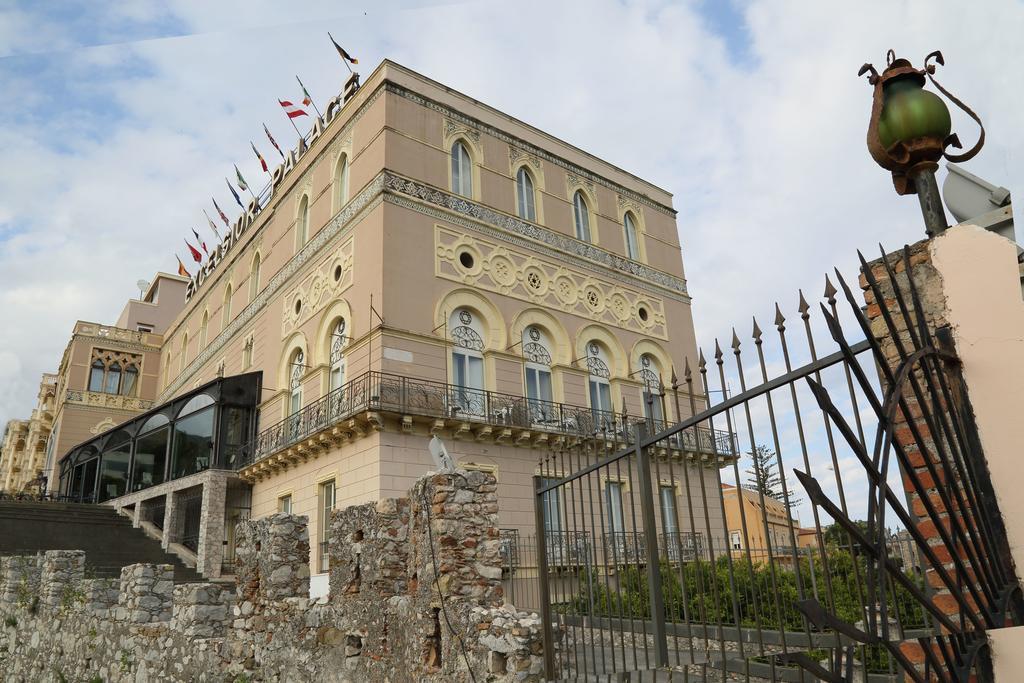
[1,0,1020,503]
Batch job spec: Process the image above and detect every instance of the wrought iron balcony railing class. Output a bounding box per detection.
[238,370,737,470]
[659,531,705,562]
[603,531,647,564]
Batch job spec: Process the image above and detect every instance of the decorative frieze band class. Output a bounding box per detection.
[65,390,155,412]
[382,173,688,298]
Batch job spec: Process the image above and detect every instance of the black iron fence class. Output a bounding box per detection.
[238,370,736,469]
[533,248,1021,682]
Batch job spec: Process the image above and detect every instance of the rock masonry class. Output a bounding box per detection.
[0,469,552,682]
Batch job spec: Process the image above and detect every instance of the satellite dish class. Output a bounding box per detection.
[136,279,150,298]
[428,435,456,472]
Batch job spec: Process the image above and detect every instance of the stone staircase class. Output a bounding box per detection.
[0,501,204,583]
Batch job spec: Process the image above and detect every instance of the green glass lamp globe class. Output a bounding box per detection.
[877,76,952,150]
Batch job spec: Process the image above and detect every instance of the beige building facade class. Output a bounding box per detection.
[51,60,730,591]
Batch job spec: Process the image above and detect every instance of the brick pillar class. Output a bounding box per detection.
[861,225,1023,658]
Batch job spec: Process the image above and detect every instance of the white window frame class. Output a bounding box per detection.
[516,166,536,221]
[451,141,473,198]
[289,350,304,416]
[731,530,743,550]
[334,154,349,210]
[329,319,347,393]
[605,481,625,534]
[573,191,591,242]
[624,212,640,259]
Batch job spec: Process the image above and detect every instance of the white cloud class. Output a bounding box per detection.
[0,0,1020,492]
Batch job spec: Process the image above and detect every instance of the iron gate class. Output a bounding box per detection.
[534,247,1021,682]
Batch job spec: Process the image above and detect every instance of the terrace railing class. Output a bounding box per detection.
[238,370,736,469]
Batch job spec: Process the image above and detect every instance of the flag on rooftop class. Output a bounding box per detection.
[176,255,190,278]
[297,76,313,107]
[251,142,268,172]
[264,123,284,159]
[191,228,209,256]
[203,209,221,241]
[212,199,230,227]
[185,239,203,264]
[278,99,307,119]
[226,178,244,209]
[234,165,249,192]
[328,33,358,64]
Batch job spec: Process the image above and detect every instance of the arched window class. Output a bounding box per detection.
[249,254,261,303]
[573,191,591,242]
[296,196,310,250]
[222,285,233,329]
[586,342,613,427]
[450,308,485,416]
[516,167,536,221]
[88,359,105,392]
[334,154,349,210]
[89,350,141,395]
[522,326,553,421]
[451,141,473,198]
[180,333,189,373]
[289,349,304,416]
[623,212,640,260]
[329,319,348,392]
[638,353,664,425]
[122,365,138,396]
[105,362,122,395]
[199,311,209,349]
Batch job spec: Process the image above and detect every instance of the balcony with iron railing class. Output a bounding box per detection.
[238,370,737,472]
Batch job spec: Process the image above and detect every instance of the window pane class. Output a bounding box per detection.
[121,367,138,396]
[606,483,624,532]
[133,427,168,491]
[452,142,472,198]
[104,363,121,394]
[661,487,678,533]
[88,362,105,392]
[517,168,535,221]
[525,368,538,400]
[541,478,561,532]
[574,192,590,242]
[170,406,214,479]
[538,370,552,403]
[178,393,215,418]
[330,364,344,392]
[467,355,483,390]
[452,351,467,388]
[98,440,132,502]
[624,214,639,259]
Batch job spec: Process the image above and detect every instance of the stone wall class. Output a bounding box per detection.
[0,469,550,682]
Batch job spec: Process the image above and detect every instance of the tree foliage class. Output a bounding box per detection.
[745,445,802,510]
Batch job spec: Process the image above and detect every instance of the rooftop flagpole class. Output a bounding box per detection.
[296,75,323,118]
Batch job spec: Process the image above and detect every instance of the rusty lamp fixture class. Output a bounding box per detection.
[860,50,985,237]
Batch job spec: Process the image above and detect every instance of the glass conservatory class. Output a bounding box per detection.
[58,373,261,503]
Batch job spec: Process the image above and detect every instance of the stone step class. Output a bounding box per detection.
[0,501,205,584]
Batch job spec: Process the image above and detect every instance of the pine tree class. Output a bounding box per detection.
[745,445,802,510]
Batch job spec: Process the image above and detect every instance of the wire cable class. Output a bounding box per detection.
[421,482,479,683]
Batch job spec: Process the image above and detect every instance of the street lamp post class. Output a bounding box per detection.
[859,50,985,237]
